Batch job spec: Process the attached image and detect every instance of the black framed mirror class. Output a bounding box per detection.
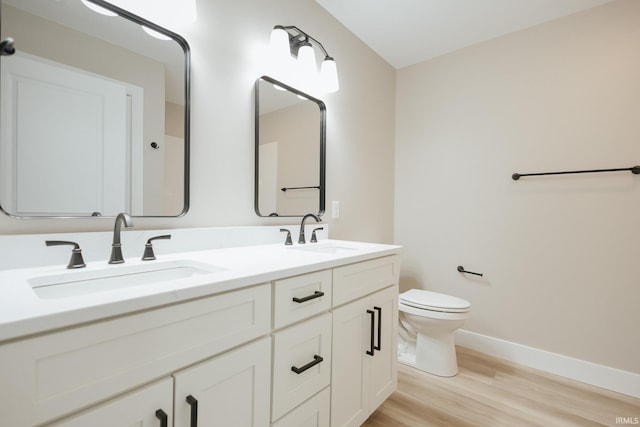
[254,76,325,217]
[0,0,190,218]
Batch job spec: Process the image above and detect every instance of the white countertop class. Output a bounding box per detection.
[0,240,401,342]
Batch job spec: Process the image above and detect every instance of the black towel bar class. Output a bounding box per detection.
[281,186,320,192]
[512,165,640,181]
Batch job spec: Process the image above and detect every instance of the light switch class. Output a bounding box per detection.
[332,201,340,218]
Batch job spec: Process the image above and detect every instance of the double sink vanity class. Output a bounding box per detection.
[0,229,401,427]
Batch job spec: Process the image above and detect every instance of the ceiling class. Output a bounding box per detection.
[314,0,615,69]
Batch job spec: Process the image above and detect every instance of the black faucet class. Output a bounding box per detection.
[298,213,321,244]
[109,212,133,264]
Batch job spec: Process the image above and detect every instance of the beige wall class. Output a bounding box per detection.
[0,0,396,244]
[165,102,184,138]
[395,0,640,373]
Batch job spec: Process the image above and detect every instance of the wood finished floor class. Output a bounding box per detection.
[362,346,640,427]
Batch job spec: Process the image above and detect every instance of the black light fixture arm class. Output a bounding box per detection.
[276,25,334,59]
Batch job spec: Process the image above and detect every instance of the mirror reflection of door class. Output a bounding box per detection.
[0,53,142,216]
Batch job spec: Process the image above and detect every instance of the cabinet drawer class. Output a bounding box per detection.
[332,255,400,307]
[272,313,332,421]
[273,270,332,329]
[272,387,330,427]
[0,284,271,427]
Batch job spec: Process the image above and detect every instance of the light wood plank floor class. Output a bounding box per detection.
[363,346,640,427]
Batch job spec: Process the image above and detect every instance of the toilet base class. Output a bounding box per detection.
[398,332,459,377]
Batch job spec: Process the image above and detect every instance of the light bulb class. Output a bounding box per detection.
[269,27,295,84]
[297,42,317,75]
[320,57,339,93]
[270,27,291,60]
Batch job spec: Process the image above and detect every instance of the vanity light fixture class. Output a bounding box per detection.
[269,25,339,93]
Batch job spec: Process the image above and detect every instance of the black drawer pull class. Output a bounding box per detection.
[374,306,382,351]
[292,291,325,303]
[366,309,375,356]
[291,355,324,374]
[155,409,168,427]
[186,395,198,427]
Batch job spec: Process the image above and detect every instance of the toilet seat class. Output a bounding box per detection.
[400,289,470,313]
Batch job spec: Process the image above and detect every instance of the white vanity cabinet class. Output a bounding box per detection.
[330,256,400,427]
[0,284,271,426]
[0,245,401,427]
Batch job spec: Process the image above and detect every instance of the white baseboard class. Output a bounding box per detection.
[455,329,640,399]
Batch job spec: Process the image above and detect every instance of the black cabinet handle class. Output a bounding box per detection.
[291,355,324,374]
[366,309,375,356]
[186,395,198,427]
[292,291,325,303]
[155,409,168,427]
[374,306,382,351]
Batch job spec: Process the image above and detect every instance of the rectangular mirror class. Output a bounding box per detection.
[255,76,325,217]
[0,0,190,218]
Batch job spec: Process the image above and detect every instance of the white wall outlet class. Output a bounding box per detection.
[332,201,340,219]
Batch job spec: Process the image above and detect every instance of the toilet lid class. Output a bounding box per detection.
[400,289,470,313]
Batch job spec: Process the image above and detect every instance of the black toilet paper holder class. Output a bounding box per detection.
[457,265,483,277]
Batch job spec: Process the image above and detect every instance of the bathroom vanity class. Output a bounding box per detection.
[0,237,401,427]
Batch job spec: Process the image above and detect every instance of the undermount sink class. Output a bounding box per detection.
[290,243,359,254]
[28,260,224,299]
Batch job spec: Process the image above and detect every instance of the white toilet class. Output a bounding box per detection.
[398,289,471,377]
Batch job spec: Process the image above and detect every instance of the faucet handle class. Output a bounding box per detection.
[280,228,293,246]
[142,234,172,261]
[310,227,324,243]
[45,240,86,269]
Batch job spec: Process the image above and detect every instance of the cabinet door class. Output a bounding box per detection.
[331,285,399,427]
[368,285,398,410]
[49,378,173,427]
[174,337,271,427]
[330,297,371,427]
